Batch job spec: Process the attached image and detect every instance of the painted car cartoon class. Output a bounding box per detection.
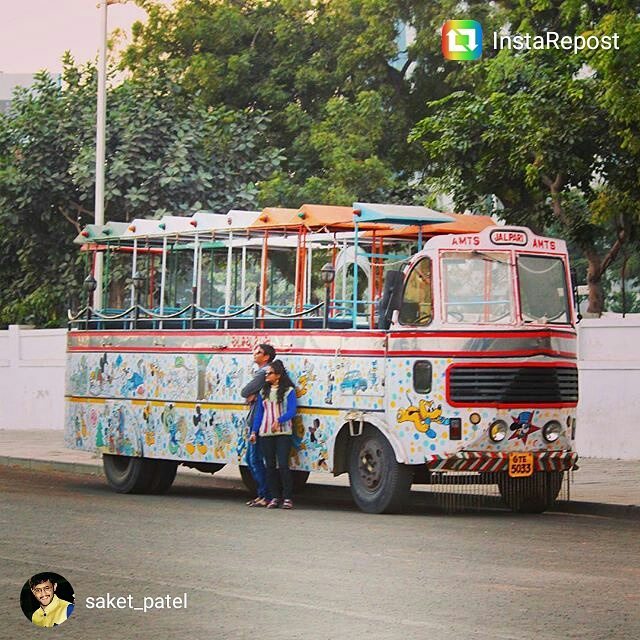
[340,370,368,393]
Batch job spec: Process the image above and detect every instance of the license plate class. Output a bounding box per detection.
[508,452,534,478]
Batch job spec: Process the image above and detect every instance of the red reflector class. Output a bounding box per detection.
[449,418,462,440]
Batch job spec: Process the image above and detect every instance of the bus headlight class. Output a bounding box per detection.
[489,420,508,442]
[543,420,562,442]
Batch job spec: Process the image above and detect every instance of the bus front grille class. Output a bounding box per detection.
[447,365,578,405]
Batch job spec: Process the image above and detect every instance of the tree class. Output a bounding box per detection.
[0,57,282,327]
[123,0,473,205]
[410,2,640,314]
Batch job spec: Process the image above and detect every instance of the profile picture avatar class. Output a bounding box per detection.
[20,572,75,628]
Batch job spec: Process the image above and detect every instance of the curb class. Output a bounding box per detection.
[1,455,638,520]
[0,455,102,477]
[551,499,640,520]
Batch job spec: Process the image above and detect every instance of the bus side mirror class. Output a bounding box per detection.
[570,267,583,323]
[570,267,578,297]
[378,270,404,330]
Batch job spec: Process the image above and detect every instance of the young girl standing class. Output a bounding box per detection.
[249,359,297,509]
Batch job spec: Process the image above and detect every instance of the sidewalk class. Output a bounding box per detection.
[0,429,638,519]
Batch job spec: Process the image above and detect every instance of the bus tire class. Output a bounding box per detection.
[241,467,309,494]
[292,470,310,493]
[348,426,412,514]
[103,454,154,494]
[239,465,257,493]
[147,459,178,494]
[498,471,564,513]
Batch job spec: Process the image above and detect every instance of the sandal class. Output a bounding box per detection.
[249,497,268,508]
[282,499,293,510]
[246,497,260,506]
[266,498,280,509]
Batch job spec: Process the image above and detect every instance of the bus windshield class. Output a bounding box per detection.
[441,251,514,324]
[518,255,571,324]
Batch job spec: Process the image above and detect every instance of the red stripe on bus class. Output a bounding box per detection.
[389,330,576,340]
[69,328,575,340]
[67,345,576,360]
[69,329,386,339]
[388,349,576,359]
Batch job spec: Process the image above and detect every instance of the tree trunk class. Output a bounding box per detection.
[583,228,626,315]
[621,254,628,317]
[585,250,605,315]
[542,173,607,315]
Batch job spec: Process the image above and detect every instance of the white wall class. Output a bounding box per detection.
[576,316,640,460]
[0,325,66,431]
[0,322,639,459]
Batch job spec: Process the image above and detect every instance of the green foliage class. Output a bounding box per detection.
[410,1,640,314]
[0,59,282,327]
[606,289,640,314]
[123,0,465,206]
[3,0,640,324]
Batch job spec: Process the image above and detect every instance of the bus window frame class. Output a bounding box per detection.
[398,256,434,327]
[517,253,572,325]
[439,249,517,326]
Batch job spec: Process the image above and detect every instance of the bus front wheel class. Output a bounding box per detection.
[498,471,564,513]
[348,427,412,514]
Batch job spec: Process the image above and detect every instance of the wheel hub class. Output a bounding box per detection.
[358,442,383,491]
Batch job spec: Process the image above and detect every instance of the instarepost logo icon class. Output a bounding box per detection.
[442,20,482,60]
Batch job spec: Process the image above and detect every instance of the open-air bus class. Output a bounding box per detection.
[65,203,579,513]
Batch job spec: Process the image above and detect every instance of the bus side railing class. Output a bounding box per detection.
[67,300,366,331]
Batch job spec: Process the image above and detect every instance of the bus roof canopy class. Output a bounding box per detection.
[353,202,454,225]
[73,203,491,246]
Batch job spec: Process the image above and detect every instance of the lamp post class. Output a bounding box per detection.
[94,0,128,310]
[320,263,336,329]
[93,1,108,310]
[132,271,145,329]
[83,274,98,330]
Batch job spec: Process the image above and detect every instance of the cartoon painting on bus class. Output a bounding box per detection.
[65,203,578,513]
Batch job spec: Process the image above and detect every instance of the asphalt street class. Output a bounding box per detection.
[1,466,638,640]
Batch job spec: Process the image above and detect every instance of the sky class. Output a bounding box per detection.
[0,1,170,74]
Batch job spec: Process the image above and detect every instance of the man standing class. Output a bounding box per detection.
[240,343,275,506]
[29,573,74,627]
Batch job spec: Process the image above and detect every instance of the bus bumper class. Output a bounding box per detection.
[425,450,579,473]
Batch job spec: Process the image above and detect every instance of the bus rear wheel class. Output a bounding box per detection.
[147,460,178,494]
[348,427,412,514]
[498,471,564,513]
[240,467,310,494]
[103,454,155,494]
[239,465,257,493]
[292,470,310,492]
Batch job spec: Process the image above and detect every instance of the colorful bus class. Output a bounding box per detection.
[65,203,578,513]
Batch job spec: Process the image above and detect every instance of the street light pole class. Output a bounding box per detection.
[93,0,109,310]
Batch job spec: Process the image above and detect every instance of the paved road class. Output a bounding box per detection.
[1,466,638,640]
